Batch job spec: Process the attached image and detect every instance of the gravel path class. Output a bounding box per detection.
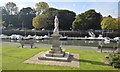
[24,52,80,68]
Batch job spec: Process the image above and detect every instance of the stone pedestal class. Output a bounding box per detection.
[38,34,70,61]
[46,34,65,57]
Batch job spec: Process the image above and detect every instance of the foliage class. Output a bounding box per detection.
[42,8,58,30]
[2,3,19,27]
[111,55,119,61]
[72,14,87,30]
[35,2,49,15]
[32,14,47,29]
[0,19,5,26]
[101,17,118,30]
[32,8,76,30]
[2,2,36,29]
[115,17,120,29]
[5,2,18,15]
[108,54,120,68]
[72,9,102,30]
[43,8,76,30]
[18,7,36,29]
[2,2,119,31]
[57,10,76,30]
[109,54,119,62]
[1,7,8,27]
[112,62,120,68]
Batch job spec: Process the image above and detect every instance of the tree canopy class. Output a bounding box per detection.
[72,9,102,30]
[101,17,118,30]
[32,14,47,29]
[5,2,18,15]
[57,10,76,30]
[0,19,5,26]
[1,2,119,31]
[18,7,36,29]
[32,8,76,30]
[35,2,49,15]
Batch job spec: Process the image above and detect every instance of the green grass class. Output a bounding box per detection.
[1,45,118,70]
[0,46,2,71]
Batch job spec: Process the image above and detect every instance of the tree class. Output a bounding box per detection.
[43,8,58,30]
[1,2,19,28]
[1,6,8,27]
[72,14,87,30]
[58,10,76,30]
[5,2,18,15]
[72,9,102,30]
[35,2,49,15]
[1,6,17,28]
[18,7,36,29]
[43,8,76,30]
[32,8,76,30]
[101,17,118,30]
[0,19,6,26]
[32,14,47,29]
[115,17,120,30]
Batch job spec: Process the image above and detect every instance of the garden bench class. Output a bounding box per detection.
[20,41,34,48]
[98,46,117,53]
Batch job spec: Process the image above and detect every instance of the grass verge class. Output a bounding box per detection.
[1,45,117,70]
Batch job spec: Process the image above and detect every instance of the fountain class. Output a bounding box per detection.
[38,16,70,61]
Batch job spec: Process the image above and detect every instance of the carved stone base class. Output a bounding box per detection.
[45,46,65,57]
[38,51,70,61]
[45,52,65,57]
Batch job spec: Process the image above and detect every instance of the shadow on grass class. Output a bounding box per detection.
[70,55,108,66]
[79,59,108,66]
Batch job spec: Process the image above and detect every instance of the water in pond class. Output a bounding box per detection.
[2,39,120,47]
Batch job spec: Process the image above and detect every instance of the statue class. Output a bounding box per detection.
[38,15,70,61]
[53,16,59,34]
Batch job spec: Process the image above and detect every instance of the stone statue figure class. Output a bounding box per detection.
[38,15,70,61]
[53,16,59,34]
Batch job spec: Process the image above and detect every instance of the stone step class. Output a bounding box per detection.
[45,52,65,57]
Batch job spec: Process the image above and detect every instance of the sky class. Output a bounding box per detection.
[0,0,120,18]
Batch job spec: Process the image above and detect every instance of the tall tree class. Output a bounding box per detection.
[18,7,36,29]
[1,6,17,28]
[72,14,87,30]
[1,6,9,27]
[44,8,76,30]
[35,2,49,15]
[43,8,58,30]
[115,17,120,30]
[32,14,47,29]
[5,2,18,15]
[1,2,18,28]
[101,17,118,30]
[32,8,58,30]
[32,8,76,30]
[0,19,6,26]
[72,9,102,30]
[58,10,76,30]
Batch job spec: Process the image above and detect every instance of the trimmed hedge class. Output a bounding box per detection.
[2,30,120,37]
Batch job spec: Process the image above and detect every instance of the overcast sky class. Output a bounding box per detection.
[0,0,120,18]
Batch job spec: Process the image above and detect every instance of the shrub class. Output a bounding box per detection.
[111,56,119,61]
[112,62,120,68]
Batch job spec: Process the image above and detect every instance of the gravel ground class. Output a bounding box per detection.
[24,52,80,68]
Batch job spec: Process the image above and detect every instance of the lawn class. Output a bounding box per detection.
[1,45,118,70]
